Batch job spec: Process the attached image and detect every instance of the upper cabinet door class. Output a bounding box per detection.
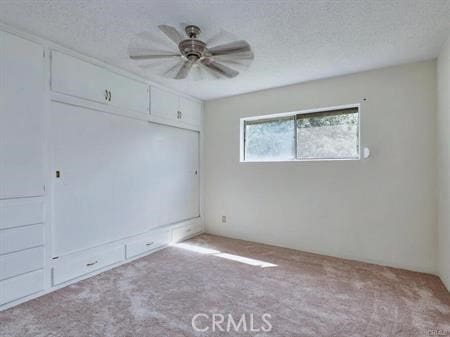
[106,71,149,114]
[150,86,203,130]
[51,51,150,115]
[150,86,179,120]
[179,97,202,127]
[0,32,45,198]
[51,50,110,104]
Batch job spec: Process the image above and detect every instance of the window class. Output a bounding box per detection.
[242,106,359,161]
[244,117,295,161]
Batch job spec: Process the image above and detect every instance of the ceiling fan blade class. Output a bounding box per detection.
[158,25,184,45]
[130,54,180,60]
[129,48,180,60]
[134,31,175,49]
[201,67,222,80]
[193,61,220,80]
[138,59,179,74]
[139,58,183,75]
[163,59,185,78]
[212,52,254,71]
[214,59,252,72]
[200,58,239,78]
[174,57,196,79]
[208,40,251,56]
[213,51,254,61]
[205,29,238,46]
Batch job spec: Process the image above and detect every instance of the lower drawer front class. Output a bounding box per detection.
[172,222,202,243]
[53,245,124,285]
[126,229,170,259]
[0,246,44,280]
[0,269,44,305]
[0,198,43,230]
[0,223,44,254]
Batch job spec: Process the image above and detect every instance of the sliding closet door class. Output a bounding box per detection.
[51,101,200,256]
[165,129,200,224]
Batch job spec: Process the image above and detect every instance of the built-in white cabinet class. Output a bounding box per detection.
[51,52,202,129]
[51,50,150,114]
[0,26,203,311]
[0,196,45,306]
[150,86,179,120]
[125,228,171,259]
[179,96,203,126]
[0,270,44,306]
[150,86,202,128]
[172,220,203,243]
[52,245,125,286]
[0,198,44,230]
[0,247,44,280]
[0,224,44,255]
[0,31,45,307]
[51,50,109,104]
[0,31,45,199]
[50,102,200,256]
[107,70,150,114]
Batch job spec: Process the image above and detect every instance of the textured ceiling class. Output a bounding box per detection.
[0,0,449,100]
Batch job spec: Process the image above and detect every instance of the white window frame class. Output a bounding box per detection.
[240,103,361,162]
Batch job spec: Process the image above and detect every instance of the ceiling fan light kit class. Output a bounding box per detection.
[129,24,254,80]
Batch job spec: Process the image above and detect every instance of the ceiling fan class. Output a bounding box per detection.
[129,24,254,80]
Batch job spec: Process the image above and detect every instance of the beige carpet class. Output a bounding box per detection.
[1,234,449,337]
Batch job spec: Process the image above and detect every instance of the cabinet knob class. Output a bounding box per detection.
[86,260,98,267]
[105,89,109,101]
[109,90,112,102]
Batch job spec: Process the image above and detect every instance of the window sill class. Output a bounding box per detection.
[240,157,361,163]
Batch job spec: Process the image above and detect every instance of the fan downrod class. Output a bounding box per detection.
[185,25,201,39]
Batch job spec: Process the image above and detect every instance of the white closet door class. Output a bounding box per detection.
[51,50,109,104]
[186,130,200,218]
[150,86,179,120]
[0,32,44,198]
[166,129,200,223]
[179,97,202,127]
[51,101,200,256]
[107,71,149,114]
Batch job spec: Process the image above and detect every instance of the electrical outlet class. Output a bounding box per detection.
[221,215,227,223]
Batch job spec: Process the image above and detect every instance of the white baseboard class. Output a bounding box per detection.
[204,228,437,276]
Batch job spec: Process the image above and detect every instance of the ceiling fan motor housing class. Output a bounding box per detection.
[178,39,207,60]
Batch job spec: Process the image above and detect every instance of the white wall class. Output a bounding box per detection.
[204,61,437,273]
[437,35,450,289]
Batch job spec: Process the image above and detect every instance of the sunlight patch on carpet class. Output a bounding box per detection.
[172,242,277,268]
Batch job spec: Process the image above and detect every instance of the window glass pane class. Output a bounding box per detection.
[245,118,295,161]
[296,110,359,159]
